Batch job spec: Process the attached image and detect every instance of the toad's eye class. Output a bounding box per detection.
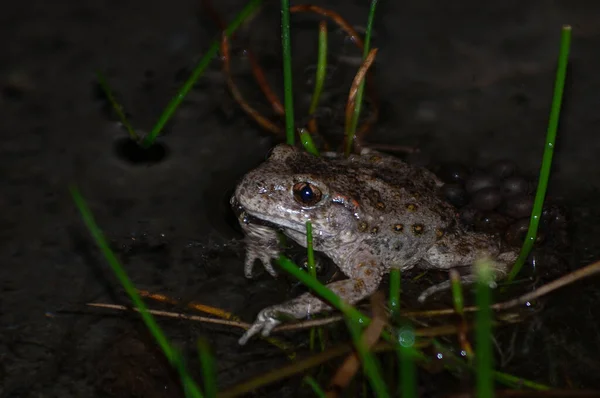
[293,182,322,206]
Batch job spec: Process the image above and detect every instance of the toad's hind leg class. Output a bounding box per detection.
[238,255,384,345]
[419,231,518,302]
[275,257,383,318]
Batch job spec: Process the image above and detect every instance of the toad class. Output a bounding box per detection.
[231,144,517,345]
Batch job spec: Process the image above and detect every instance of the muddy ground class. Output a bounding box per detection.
[2,0,600,397]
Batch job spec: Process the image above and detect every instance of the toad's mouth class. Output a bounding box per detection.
[231,196,333,238]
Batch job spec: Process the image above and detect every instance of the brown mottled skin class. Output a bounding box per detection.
[232,144,517,344]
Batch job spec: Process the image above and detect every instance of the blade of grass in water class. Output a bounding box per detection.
[450,270,465,316]
[96,72,139,142]
[507,25,572,281]
[388,269,400,318]
[308,20,328,116]
[305,221,316,277]
[142,0,263,148]
[198,338,217,398]
[345,0,378,156]
[305,220,318,350]
[299,127,320,155]
[303,376,327,398]
[306,221,325,351]
[397,327,417,398]
[70,186,204,398]
[281,0,295,145]
[475,259,494,398]
[345,317,390,398]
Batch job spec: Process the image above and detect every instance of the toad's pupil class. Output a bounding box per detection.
[299,185,314,202]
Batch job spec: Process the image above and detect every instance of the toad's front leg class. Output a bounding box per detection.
[239,256,383,345]
[240,222,281,278]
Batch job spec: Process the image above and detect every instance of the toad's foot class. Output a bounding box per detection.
[241,223,280,278]
[244,247,279,278]
[238,306,283,345]
[239,263,383,345]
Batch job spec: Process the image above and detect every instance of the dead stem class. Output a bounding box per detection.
[221,33,283,134]
[327,292,387,396]
[219,341,407,398]
[290,5,364,49]
[491,259,600,311]
[402,259,600,317]
[205,1,380,149]
[88,260,600,343]
[290,5,380,149]
[344,48,378,153]
[247,50,285,115]
[202,0,285,118]
[87,302,249,328]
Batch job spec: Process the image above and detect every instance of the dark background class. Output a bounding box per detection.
[2,0,600,396]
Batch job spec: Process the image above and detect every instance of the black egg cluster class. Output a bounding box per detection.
[437,160,569,249]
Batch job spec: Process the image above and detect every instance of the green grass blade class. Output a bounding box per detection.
[280,0,295,145]
[308,21,328,115]
[305,221,316,278]
[303,375,327,398]
[397,327,417,398]
[507,25,572,281]
[198,338,217,398]
[345,0,378,156]
[388,269,400,318]
[475,259,494,398]
[492,371,550,390]
[70,186,204,398]
[450,270,465,316]
[142,0,263,148]
[96,72,139,141]
[305,220,320,351]
[299,127,320,155]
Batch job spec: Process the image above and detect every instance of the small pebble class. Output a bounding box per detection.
[438,163,470,184]
[472,187,503,211]
[442,184,469,207]
[502,195,534,218]
[505,218,545,246]
[502,176,529,197]
[474,212,510,233]
[489,159,517,179]
[465,172,499,194]
[541,204,568,228]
